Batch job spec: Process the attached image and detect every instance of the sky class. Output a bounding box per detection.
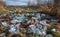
[4,0,39,6]
[2,0,53,6]
[4,0,29,6]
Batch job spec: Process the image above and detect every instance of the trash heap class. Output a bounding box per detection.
[0,10,60,37]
